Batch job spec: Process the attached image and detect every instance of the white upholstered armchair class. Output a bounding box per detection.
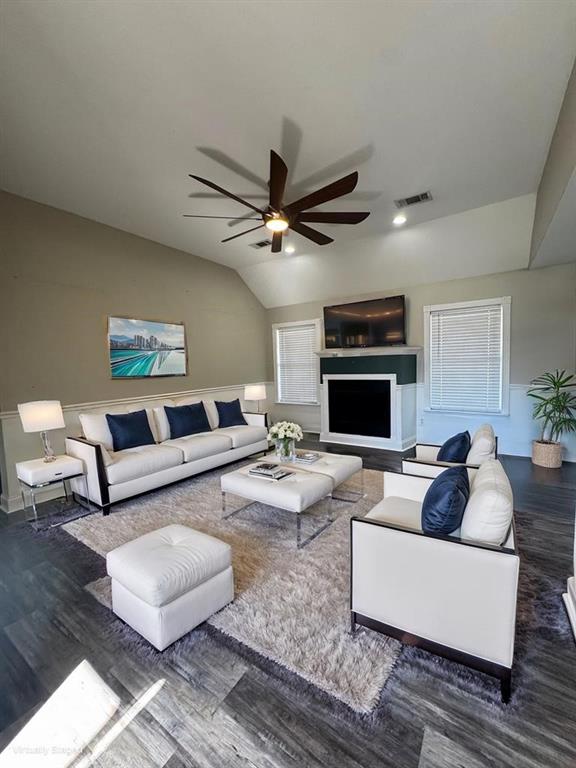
[350,467,518,702]
[402,424,498,479]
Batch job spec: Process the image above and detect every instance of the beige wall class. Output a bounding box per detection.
[267,263,576,386]
[531,57,576,262]
[0,191,270,411]
[266,263,576,461]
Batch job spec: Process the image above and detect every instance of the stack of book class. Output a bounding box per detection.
[249,463,293,481]
[294,451,320,464]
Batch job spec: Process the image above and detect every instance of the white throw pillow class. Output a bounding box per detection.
[460,459,513,545]
[151,400,177,443]
[79,413,115,451]
[174,397,219,430]
[467,423,496,465]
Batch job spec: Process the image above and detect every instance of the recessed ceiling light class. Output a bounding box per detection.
[284,244,295,254]
[393,214,407,226]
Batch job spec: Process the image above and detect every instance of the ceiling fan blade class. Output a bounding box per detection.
[290,221,334,246]
[221,224,264,243]
[297,211,370,224]
[271,232,283,253]
[183,214,261,220]
[284,172,358,215]
[189,175,264,214]
[269,150,288,211]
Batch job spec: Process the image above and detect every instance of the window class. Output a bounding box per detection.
[424,297,510,414]
[273,320,321,405]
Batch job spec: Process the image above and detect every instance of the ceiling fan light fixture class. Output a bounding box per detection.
[265,216,289,233]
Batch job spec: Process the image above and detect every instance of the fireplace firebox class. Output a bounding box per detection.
[328,379,391,438]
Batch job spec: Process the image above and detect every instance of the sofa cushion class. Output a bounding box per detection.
[165,402,212,439]
[106,524,232,607]
[105,444,183,485]
[215,425,268,448]
[174,397,219,430]
[164,433,232,462]
[106,410,156,452]
[366,496,422,531]
[421,465,469,534]
[467,423,496,465]
[215,399,247,428]
[437,431,471,463]
[461,459,513,545]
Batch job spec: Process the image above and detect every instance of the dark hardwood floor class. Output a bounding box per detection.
[1,445,575,767]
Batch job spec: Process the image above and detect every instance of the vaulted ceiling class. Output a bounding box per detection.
[1,1,575,306]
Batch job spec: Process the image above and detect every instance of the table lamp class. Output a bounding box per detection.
[244,384,266,414]
[18,400,65,462]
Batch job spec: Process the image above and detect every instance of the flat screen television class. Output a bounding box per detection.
[323,295,406,349]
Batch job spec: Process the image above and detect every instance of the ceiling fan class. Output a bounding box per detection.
[184,150,370,253]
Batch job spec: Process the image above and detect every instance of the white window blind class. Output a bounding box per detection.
[274,322,319,404]
[427,300,507,413]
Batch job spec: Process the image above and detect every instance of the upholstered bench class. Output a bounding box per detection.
[106,524,233,650]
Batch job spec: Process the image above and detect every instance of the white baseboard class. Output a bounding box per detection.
[2,486,64,514]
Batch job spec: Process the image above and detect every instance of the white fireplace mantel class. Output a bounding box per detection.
[316,346,422,358]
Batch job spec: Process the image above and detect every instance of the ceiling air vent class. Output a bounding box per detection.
[251,239,273,249]
[394,191,433,209]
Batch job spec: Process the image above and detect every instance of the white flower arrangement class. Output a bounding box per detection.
[267,421,303,443]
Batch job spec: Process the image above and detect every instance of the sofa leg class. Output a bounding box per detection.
[500,669,511,704]
[102,505,111,517]
[350,611,357,635]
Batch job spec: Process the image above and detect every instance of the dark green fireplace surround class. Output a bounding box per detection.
[320,354,417,384]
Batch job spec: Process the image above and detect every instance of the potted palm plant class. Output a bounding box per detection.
[527,370,576,468]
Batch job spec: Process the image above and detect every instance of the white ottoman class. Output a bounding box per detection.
[106,524,233,651]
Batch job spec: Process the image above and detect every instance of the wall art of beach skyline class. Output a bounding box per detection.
[108,317,187,377]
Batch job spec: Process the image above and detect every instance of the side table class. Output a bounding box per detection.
[16,455,93,528]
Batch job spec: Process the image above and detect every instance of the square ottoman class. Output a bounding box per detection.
[106,524,233,650]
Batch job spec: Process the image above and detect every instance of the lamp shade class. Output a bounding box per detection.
[244,384,266,402]
[18,401,65,433]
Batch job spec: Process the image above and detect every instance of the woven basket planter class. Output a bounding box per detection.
[531,440,563,468]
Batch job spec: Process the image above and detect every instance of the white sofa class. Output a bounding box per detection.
[66,397,268,515]
[350,460,519,702]
[402,423,497,479]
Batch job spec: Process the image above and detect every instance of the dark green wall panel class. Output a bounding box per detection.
[320,355,417,384]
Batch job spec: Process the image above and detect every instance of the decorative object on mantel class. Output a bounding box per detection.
[108,316,187,378]
[17,400,65,462]
[268,421,303,462]
[527,370,576,468]
[244,383,266,413]
[186,149,370,253]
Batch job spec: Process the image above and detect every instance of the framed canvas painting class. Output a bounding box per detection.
[108,317,187,378]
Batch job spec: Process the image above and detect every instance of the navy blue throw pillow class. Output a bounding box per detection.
[216,398,247,428]
[437,430,471,463]
[421,465,470,535]
[106,410,155,452]
[165,403,211,439]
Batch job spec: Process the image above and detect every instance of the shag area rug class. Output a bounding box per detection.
[64,463,400,712]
